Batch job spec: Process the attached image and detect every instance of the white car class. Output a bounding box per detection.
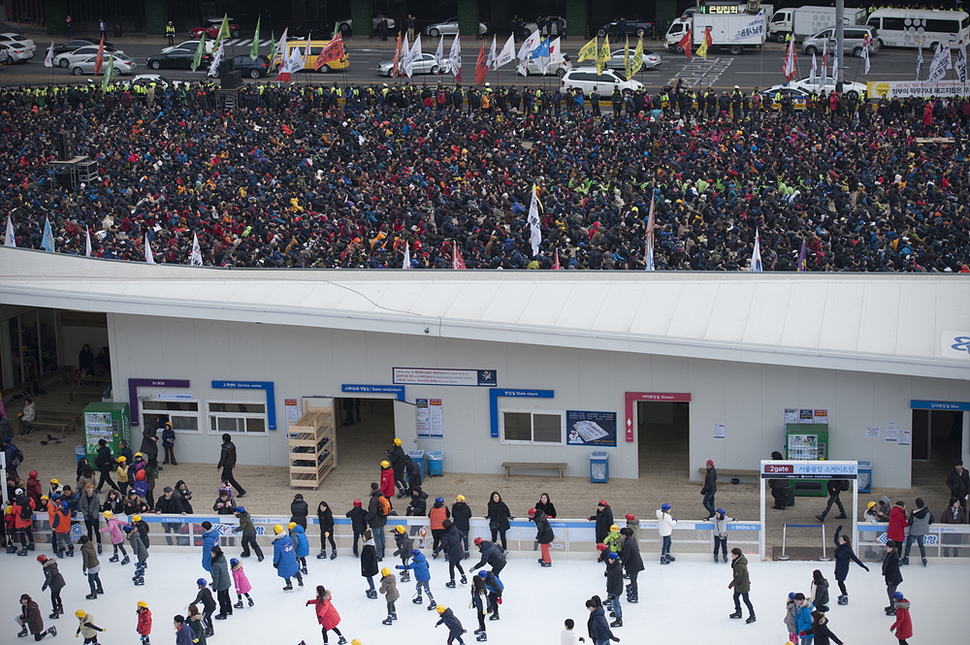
[765,77,867,101]
[70,54,136,76]
[0,41,31,63]
[0,33,35,53]
[54,45,125,68]
[161,39,214,54]
[378,52,443,76]
[561,66,643,95]
[517,54,571,77]
[425,17,487,37]
[605,48,661,71]
[336,15,396,33]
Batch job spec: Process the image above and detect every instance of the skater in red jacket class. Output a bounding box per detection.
[889,592,912,644]
[135,601,152,644]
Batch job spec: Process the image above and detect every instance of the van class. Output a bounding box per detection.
[866,9,970,50]
[560,67,643,96]
[801,25,878,57]
[276,39,349,73]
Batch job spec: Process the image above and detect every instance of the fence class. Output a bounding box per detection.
[858,523,970,560]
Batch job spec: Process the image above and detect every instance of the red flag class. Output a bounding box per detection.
[95,34,105,75]
[314,32,344,71]
[552,250,561,270]
[452,242,466,269]
[678,28,692,60]
[391,32,402,78]
[474,41,488,86]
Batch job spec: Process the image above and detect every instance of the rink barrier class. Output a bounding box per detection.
[16,513,764,558]
[857,523,970,559]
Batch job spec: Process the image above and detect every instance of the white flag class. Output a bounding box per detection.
[645,192,655,271]
[190,232,203,266]
[447,34,461,78]
[399,33,410,74]
[404,35,422,78]
[145,233,155,264]
[862,34,871,74]
[486,35,497,69]
[730,10,764,42]
[527,185,541,257]
[44,42,54,68]
[821,39,827,86]
[782,35,798,81]
[518,29,541,61]
[927,42,950,84]
[434,33,445,74]
[275,28,289,68]
[84,226,92,257]
[810,52,817,86]
[832,40,839,85]
[208,38,224,77]
[750,229,763,272]
[403,241,411,269]
[916,39,924,81]
[956,39,967,83]
[494,34,516,69]
[4,214,15,247]
[548,37,563,68]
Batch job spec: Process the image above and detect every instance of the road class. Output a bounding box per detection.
[0,37,933,92]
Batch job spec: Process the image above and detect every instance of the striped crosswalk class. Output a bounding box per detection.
[219,39,274,49]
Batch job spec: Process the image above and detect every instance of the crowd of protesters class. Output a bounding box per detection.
[1,78,968,273]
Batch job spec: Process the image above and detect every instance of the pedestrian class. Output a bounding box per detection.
[727,548,755,624]
[529,507,554,567]
[135,601,151,645]
[784,592,799,645]
[365,482,390,559]
[15,595,51,641]
[452,495,472,558]
[65,15,72,39]
[434,605,466,645]
[165,21,175,47]
[210,545,232,620]
[49,499,72,558]
[140,423,159,474]
[102,489,124,515]
[78,535,103,599]
[701,459,717,519]
[361,528,380,598]
[712,507,730,563]
[407,14,416,42]
[230,558,254,609]
[190,579,216,637]
[99,18,106,41]
[946,460,969,510]
[811,610,843,645]
[161,422,177,466]
[471,537,506,577]
[306,585,346,644]
[125,523,148,585]
[887,501,907,550]
[404,454,422,496]
[470,574,489,640]
[233,506,263,561]
[656,503,676,564]
[99,510,129,564]
[388,438,407,497]
[429,496,450,556]
[37,554,65,618]
[619,527,643,603]
[588,500,613,545]
[889,592,912,644]
[316,500,336,559]
[272,524,303,590]
[586,596,617,645]
[186,605,206,645]
[379,460,396,499]
[216,434,246,497]
[832,525,868,605]
[902,497,933,566]
[605,552,623,628]
[26,470,42,508]
[941,497,966,557]
[810,569,830,613]
[74,610,103,645]
[815,478,849,522]
[882,541,903,616]
[12,487,35,554]
[345,499,367,557]
[78,485,101,552]
[289,521,310,574]
[379,566,399,625]
[441,519,468,585]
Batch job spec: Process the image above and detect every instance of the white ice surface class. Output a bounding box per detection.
[0,548,963,644]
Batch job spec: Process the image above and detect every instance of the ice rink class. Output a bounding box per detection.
[1,548,963,643]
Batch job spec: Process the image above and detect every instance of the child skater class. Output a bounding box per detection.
[361,529,380,599]
[74,610,103,645]
[289,521,310,575]
[186,605,207,645]
[889,592,912,645]
[832,524,868,606]
[392,525,414,581]
[37,554,65,619]
[410,549,437,610]
[231,558,254,608]
[713,508,730,563]
[306,585,346,644]
[784,593,800,645]
[656,503,677,564]
[135,601,151,645]
[100,510,129,565]
[379,567,399,625]
[316,501,336,560]
[470,574,489,641]
[124,524,149,586]
[434,605,466,645]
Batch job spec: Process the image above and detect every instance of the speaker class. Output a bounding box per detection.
[57,130,74,161]
[55,170,75,189]
[220,70,242,90]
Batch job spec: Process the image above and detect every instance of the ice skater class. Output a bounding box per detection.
[78,536,103,599]
[832,525,868,605]
[586,596,618,645]
[529,507,554,567]
[478,569,503,621]
[74,610,103,644]
[793,593,814,644]
[392,525,414,581]
[17,594,56,641]
[902,497,931,566]
[361,529,380,598]
[712,508,730,563]
[882,541,903,615]
[289,521,310,575]
[272,523,304,591]
[727,548,755,624]
[135,601,151,645]
[471,537,506,577]
[619,527,643,604]
[605,552,624,628]
[434,605,466,645]
[233,506,264,561]
[410,549,437,610]
[441,519,468,585]
[470,574,489,641]
[429,496,450,556]
[37,554,64,619]
[191,578,216,637]
[316,501,336,560]
[125,523,149,586]
[810,569,830,612]
[186,605,206,644]
[99,510,129,565]
[784,592,800,645]
[889,592,912,645]
[210,546,233,620]
[811,610,843,645]
[656,503,677,564]
[379,567,399,625]
[231,558,254,609]
[306,585,346,644]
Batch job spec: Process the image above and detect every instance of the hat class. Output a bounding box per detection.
[123,524,133,532]
[596,543,607,551]
[288,522,297,530]
[117,456,126,462]
[478,570,489,579]
[37,554,48,563]
[60,501,69,511]
[867,501,876,509]
[393,438,402,446]
[202,521,213,530]
[230,558,239,567]
[273,524,284,534]
[598,500,607,507]
[132,514,142,522]
[474,537,483,546]
[706,460,714,466]
[735,85,740,89]
[661,503,671,511]
[29,470,37,479]
[197,578,207,586]
[456,495,465,502]
[435,497,444,504]
[163,487,173,493]
[354,500,363,507]
[15,488,23,496]
[608,552,619,560]
[381,460,390,469]
[625,513,635,521]
[137,601,148,608]
[235,506,245,514]
[103,510,113,519]
[529,508,537,518]
[382,567,392,577]
[716,508,725,515]
[893,591,904,600]
[50,479,59,485]
[789,592,795,600]
[436,605,447,614]
[75,610,86,619]
[411,549,421,557]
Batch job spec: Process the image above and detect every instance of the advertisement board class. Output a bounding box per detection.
[566,410,617,446]
[869,80,970,99]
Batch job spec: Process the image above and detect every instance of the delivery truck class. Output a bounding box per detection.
[767,5,868,43]
[665,9,767,55]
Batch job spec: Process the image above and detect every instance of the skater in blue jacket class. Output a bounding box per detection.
[200,521,220,572]
[289,522,310,575]
[271,524,303,591]
[410,549,437,611]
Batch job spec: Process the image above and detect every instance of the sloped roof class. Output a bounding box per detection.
[1,247,967,380]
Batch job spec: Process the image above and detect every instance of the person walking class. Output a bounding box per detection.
[135,601,151,645]
[701,460,717,519]
[365,483,389,559]
[94,440,118,493]
[832,525,868,605]
[65,15,72,39]
[588,500,613,546]
[604,552,623,628]
[586,596,617,645]
[78,485,101,553]
[99,19,106,41]
[388,438,407,496]
[815,478,849,522]
[289,521,310,575]
[902,497,933,566]
[37,554,65,619]
[216,434,246,497]
[306,585,346,644]
[946,460,969,510]
[656,503,676,564]
[529,507,554,567]
[882,541,903,616]
[889,592,913,645]
[728,547,755,624]
[485,492,511,552]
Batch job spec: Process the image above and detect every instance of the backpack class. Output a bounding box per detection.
[378,495,391,516]
[838,480,850,492]
[11,449,24,468]
[19,499,33,520]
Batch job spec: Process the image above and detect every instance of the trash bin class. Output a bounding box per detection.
[75,445,86,464]
[407,449,426,481]
[426,450,444,477]
[857,460,872,494]
[113,24,123,37]
[590,451,609,483]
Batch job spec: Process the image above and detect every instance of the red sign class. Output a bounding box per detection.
[624,392,692,443]
[763,463,794,475]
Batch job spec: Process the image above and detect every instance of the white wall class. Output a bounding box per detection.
[107,313,970,488]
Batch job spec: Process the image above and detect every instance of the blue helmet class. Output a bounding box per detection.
[435,497,444,504]
[661,503,671,512]
[608,552,619,560]
[197,578,207,587]
[61,501,69,511]
[478,570,489,579]
[230,558,239,566]
[411,549,421,557]
[235,506,245,514]
[122,524,133,532]
[716,508,725,515]
[893,591,904,600]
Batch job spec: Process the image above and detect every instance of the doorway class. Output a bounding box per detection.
[911,409,964,463]
[333,397,396,479]
[637,401,690,477]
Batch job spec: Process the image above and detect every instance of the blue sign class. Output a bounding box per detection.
[489,388,555,438]
[911,400,970,411]
[342,384,406,401]
[211,380,277,430]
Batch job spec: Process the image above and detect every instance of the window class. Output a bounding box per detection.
[501,410,565,445]
[143,399,200,432]
[882,18,905,31]
[924,19,958,34]
[208,402,267,434]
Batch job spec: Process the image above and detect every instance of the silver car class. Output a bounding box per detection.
[517,54,571,77]
[70,54,136,76]
[606,48,661,71]
[161,39,214,54]
[0,33,35,54]
[802,26,878,58]
[425,17,487,37]
[378,52,442,76]
[54,45,125,68]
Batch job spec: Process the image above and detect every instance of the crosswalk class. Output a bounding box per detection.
[674,57,734,89]
[219,38,274,49]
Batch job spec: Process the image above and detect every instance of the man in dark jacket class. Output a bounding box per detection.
[154,486,186,546]
[388,439,407,496]
[882,541,903,615]
[451,495,472,558]
[234,506,263,561]
[605,552,624,627]
[589,500,613,545]
[947,461,969,510]
[530,507,554,567]
[94,439,119,493]
[216,434,246,497]
[702,460,717,520]
[364,483,388,559]
[345,500,367,556]
[404,455,422,496]
[619,527,644,603]
[816,478,849,522]
[471,537,506,577]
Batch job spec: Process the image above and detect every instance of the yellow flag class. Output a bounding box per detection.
[630,37,644,80]
[697,27,712,59]
[624,37,631,81]
[578,36,598,62]
[597,35,610,75]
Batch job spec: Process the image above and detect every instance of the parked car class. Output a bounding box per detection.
[561,66,643,95]
[763,77,867,109]
[52,39,116,56]
[190,17,241,39]
[328,15,396,36]
[517,53,571,77]
[596,17,656,39]
[378,52,441,76]
[0,41,31,63]
[54,45,125,68]
[230,54,271,78]
[161,39,215,54]
[0,33,35,53]
[605,48,661,71]
[802,26,879,58]
[520,16,567,39]
[425,17,488,37]
[70,54,136,76]
[0,45,9,65]
[146,48,210,70]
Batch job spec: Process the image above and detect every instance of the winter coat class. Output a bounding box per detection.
[161,427,175,448]
[590,505,614,543]
[77,614,103,639]
[50,504,71,534]
[380,573,400,603]
[95,445,114,473]
[41,558,66,592]
[212,495,236,515]
[472,540,506,570]
[730,554,750,593]
[317,506,334,536]
[619,534,644,574]
[25,476,42,507]
[811,579,829,610]
[175,622,195,645]
[12,495,34,529]
[435,607,463,635]
[135,520,150,549]
[784,600,798,633]
[411,551,431,582]
[81,539,100,572]
[941,503,967,545]
[188,617,207,645]
[604,530,622,553]
[78,490,100,521]
[908,506,932,537]
[713,514,731,536]
[588,606,614,642]
[795,603,814,636]
[272,534,300,579]
[888,506,907,542]
[882,549,903,586]
[532,509,554,544]
[703,466,717,494]
[656,509,677,537]
[388,445,405,477]
[876,496,892,522]
[360,539,380,577]
[605,557,624,596]
[307,591,341,629]
[365,489,387,529]
[231,562,252,594]
[429,503,450,530]
[236,510,256,537]
[100,516,126,545]
[535,499,557,519]
[380,467,395,498]
[210,552,231,591]
[393,531,414,558]
[217,440,237,469]
[201,527,220,572]
[291,524,310,558]
[346,506,368,532]
[833,539,866,581]
[947,467,970,500]
[21,599,44,635]
[407,491,428,517]
[441,523,466,564]
[451,501,472,532]
[290,498,309,528]
[812,615,844,645]
[154,494,184,515]
[128,529,148,562]
[192,587,216,613]
[136,608,152,636]
[486,499,512,532]
[405,457,421,486]
[890,599,913,639]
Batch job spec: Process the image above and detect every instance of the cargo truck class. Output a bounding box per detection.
[767,6,868,43]
[665,9,767,55]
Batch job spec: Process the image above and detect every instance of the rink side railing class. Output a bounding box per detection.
[18,513,765,560]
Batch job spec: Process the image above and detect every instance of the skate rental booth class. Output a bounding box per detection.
[1,248,969,499]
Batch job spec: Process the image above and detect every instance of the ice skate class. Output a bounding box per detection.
[922,558,927,567]
[366,589,378,599]
[609,610,616,618]
[390,613,397,621]
[489,613,500,621]
[474,628,485,635]
[427,600,438,611]
[609,618,623,628]
[627,595,638,604]
[476,633,487,641]
[745,614,756,624]
[27,542,34,551]
[234,601,244,609]
[900,556,909,565]
[120,555,130,565]
[47,627,56,637]
[85,594,97,600]
[660,555,669,565]
[134,578,145,586]
[282,583,294,591]
[17,625,28,637]
[108,554,119,563]
[838,595,848,606]
[445,580,456,588]
[48,612,59,619]
[714,554,718,563]
[412,593,423,604]
[66,546,74,558]
[382,616,393,625]
[214,614,227,621]
[667,555,676,562]
[728,610,742,619]
[5,544,17,554]
[540,560,552,567]
[400,571,411,582]
[301,566,308,575]
[317,550,327,560]
[337,637,347,645]
[329,551,337,560]
[17,547,27,556]
[248,597,254,607]
[97,543,102,555]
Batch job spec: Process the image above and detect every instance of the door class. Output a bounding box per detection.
[393,399,417,449]
[912,410,930,461]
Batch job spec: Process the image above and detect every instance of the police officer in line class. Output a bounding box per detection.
[166,21,175,46]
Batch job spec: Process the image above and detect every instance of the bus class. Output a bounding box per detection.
[866,9,970,51]
[274,39,349,73]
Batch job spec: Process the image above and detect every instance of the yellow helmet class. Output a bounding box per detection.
[75,610,86,619]
[132,515,142,522]
[288,522,297,530]
[103,510,113,519]
[381,460,390,469]
[274,524,285,534]
[395,525,406,534]
[393,438,402,446]
[381,567,392,577]
[134,453,143,459]
[609,524,619,532]
[41,495,49,501]
[117,456,127,463]
[137,601,148,608]
[435,605,447,614]
[50,478,59,486]
[351,641,362,645]
[456,495,465,502]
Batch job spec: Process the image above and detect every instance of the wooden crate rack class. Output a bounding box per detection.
[288,402,336,490]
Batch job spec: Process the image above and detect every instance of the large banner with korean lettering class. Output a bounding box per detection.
[761,460,858,480]
[731,10,764,42]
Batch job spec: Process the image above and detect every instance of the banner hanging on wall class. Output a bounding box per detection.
[416,398,444,438]
[393,367,497,387]
[566,410,617,446]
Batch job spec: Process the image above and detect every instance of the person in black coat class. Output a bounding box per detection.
[534,492,557,519]
[605,553,624,627]
[434,606,465,642]
[811,610,844,645]
[946,461,969,510]
[440,520,467,586]
[589,500,614,545]
[191,578,217,637]
[816,478,849,522]
[94,440,119,493]
[586,596,617,644]
[486,492,512,551]
[345,500,367,557]
[530,508,554,567]
[388,439,407,496]
[360,530,380,598]
[832,525,868,604]
[289,493,309,528]
[316,501,336,559]
[471,537,506,577]
[216,434,246,497]
[404,455,422,496]
[619,527,643,602]
[881,541,903,614]
[451,495,472,558]
[407,487,428,516]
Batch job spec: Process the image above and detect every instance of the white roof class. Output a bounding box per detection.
[1,247,968,380]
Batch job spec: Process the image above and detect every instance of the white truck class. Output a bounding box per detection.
[665,9,767,55]
[767,6,868,43]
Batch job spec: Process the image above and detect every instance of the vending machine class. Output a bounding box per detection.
[785,422,830,496]
[83,402,131,465]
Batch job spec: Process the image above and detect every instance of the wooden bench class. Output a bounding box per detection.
[42,366,74,386]
[502,462,567,478]
[66,389,104,404]
[29,412,81,439]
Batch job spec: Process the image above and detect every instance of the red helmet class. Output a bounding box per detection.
[135,470,146,481]
[37,554,48,563]
[596,543,607,551]
[528,507,537,517]
[474,537,483,546]
[353,499,362,507]
[625,513,635,521]
[598,500,607,507]
[29,470,38,479]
